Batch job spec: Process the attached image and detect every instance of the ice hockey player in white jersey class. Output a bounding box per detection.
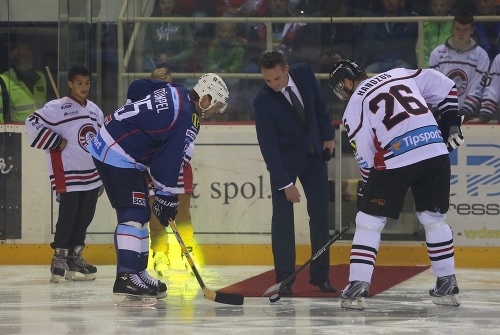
[471,52,500,123]
[25,66,104,283]
[429,11,489,122]
[88,73,229,306]
[329,58,463,310]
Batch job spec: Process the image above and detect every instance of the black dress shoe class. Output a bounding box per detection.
[278,285,293,296]
[309,278,337,293]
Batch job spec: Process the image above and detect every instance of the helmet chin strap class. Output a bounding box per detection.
[199,100,207,119]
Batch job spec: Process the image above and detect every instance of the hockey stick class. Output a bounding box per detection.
[168,220,245,305]
[45,66,60,99]
[262,220,356,297]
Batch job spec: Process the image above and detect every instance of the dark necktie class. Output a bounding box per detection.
[286,86,314,153]
[285,86,305,123]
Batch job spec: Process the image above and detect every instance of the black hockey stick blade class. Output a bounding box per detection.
[262,220,356,297]
[168,220,244,305]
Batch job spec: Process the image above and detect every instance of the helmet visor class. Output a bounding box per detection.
[211,100,228,114]
[333,81,350,101]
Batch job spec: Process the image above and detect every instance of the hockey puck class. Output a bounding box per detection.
[269,294,281,303]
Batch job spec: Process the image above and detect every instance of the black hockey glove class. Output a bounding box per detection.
[438,111,464,152]
[446,126,464,152]
[152,194,179,227]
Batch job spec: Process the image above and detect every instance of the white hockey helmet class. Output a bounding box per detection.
[193,73,229,113]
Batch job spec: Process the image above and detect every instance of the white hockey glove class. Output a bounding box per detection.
[152,194,179,227]
[446,126,464,152]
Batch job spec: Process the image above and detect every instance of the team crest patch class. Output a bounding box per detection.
[132,192,146,206]
[447,69,468,96]
[78,124,98,152]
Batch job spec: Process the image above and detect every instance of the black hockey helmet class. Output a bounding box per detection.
[329,58,365,100]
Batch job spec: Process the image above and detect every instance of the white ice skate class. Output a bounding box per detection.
[429,274,460,307]
[340,281,370,310]
[65,246,97,281]
[113,273,157,307]
[153,252,169,276]
[181,246,200,275]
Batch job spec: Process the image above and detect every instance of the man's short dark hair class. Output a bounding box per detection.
[453,11,475,26]
[258,51,286,70]
[68,66,90,81]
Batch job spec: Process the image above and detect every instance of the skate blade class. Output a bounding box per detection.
[431,295,460,307]
[340,297,366,310]
[156,291,167,300]
[113,294,157,307]
[65,271,96,281]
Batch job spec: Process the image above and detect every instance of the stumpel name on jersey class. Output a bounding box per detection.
[153,88,169,113]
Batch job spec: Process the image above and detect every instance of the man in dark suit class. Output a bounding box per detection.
[253,51,336,295]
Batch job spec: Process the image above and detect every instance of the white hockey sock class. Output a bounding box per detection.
[349,212,385,283]
[418,211,455,278]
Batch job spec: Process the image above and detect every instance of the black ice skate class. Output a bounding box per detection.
[340,281,370,310]
[113,273,157,307]
[429,274,460,306]
[139,270,167,299]
[65,246,97,281]
[50,248,69,283]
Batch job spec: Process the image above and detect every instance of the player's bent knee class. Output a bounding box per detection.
[356,211,386,233]
[417,210,447,233]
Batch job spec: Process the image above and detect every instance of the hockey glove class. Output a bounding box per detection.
[446,126,464,152]
[152,194,179,227]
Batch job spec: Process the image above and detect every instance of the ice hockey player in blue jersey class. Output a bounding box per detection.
[88,73,229,306]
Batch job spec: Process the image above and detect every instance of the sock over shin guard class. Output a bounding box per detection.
[349,212,386,283]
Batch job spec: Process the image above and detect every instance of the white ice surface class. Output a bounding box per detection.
[0,265,499,335]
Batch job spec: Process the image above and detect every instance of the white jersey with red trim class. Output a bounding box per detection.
[25,96,104,193]
[343,68,451,182]
[479,53,500,122]
[429,38,489,114]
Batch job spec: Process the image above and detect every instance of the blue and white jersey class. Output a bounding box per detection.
[88,81,200,195]
[343,68,453,182]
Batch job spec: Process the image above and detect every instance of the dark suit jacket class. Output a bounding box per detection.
[253,63,334,189]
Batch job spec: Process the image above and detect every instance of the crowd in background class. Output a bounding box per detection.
[1,0,500,123]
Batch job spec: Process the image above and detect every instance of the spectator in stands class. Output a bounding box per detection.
[359,0,419,73]
[206,22,245,73]
[214,0,266,17]
[313,0,362,73]
[0,42,53,123]
[429,11,490,121]
[419,0,454,68]
[469,52,500,123]
[473,0,500,61]
[142,0,194,73]
[245,0,307,72]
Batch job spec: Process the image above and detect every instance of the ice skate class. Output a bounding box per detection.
[139,270,167,299]
[65,246,97,281]
[181,246,200,275]
[153,252,169,276]
[113,273,157,307]
[429,274,460,307]
[340,281,370,310]
[50,248,69,283]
